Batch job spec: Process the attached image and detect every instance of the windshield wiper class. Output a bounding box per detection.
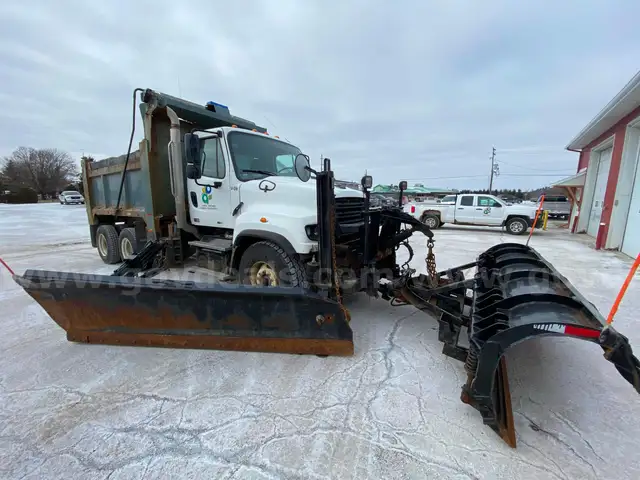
[241,169,277,177]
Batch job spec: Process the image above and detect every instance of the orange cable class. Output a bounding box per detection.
[606,253,640,325]
[526,194,545,246]
[0,256,15,275]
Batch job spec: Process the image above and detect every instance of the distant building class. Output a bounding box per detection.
[565,70,640,258]
[335,180,361,190]
[372,183,456,200]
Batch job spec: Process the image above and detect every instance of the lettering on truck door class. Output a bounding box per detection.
[476,196,504,225]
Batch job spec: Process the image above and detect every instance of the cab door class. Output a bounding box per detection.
[186,136,234,229]
[454,195,476,223]
[475,196,504,225]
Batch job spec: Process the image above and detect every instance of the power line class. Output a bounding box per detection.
[402,172,573,181]
[499,173,574,177]
[262,115,292,143]
[497,158,574,172]
[400,174,489,181]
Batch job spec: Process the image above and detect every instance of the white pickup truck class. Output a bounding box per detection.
[405,193,545,235]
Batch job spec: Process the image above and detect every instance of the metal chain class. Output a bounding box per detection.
[329,202,351,323]
[426,239,438,287]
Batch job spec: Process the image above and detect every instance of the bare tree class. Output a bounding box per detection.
[1,147,79,196]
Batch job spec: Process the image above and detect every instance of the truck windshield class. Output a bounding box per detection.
[227,131,302,181]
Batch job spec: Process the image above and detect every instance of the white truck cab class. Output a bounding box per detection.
[406,193,544,235]
[185,127,364,259]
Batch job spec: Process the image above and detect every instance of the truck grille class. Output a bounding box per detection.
[335,197,364,224]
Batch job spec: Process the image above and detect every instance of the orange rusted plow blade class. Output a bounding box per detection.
[13,269,353,356]
[493,357,516,447]
[461,357,516,447]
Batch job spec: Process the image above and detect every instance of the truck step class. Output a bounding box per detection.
[188,236,232,253]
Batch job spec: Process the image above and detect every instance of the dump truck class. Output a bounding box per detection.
[11,88,640,448]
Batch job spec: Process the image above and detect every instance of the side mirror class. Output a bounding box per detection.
[184,133,202,167]
[186,164,199,180]
[361,175,373,190]
[294,153,311,182]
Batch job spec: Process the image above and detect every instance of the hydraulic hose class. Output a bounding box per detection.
[114,87,144,220]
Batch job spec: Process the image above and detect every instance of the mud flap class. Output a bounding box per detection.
[13,269,354,356]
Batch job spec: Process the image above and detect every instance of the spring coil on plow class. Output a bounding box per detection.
[464,343,479,376]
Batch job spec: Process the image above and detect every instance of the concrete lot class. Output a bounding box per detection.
[1,203,639,479]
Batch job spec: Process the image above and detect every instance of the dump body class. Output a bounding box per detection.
[82,147,174,244]
[82,89,269,248]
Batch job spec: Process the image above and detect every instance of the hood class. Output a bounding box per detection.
[240,176,364,200]
[237,176,363,221]
[507,204,538,216]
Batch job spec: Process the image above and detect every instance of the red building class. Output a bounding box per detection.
[565,71,640,259]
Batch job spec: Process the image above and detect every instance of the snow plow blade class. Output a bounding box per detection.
[12,270,354,356]
[389,242,640,447]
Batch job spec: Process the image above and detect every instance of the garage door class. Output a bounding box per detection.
[587,147,613,237]
[622,149,640,257]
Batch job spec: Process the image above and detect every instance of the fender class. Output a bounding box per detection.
[230,230,301,271]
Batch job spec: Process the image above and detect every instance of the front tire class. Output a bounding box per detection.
[420,213,441,229]
[237,241,307,288]
[96,225,122,264]
[506,217,528,235]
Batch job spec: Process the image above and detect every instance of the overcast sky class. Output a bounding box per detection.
[1,1,639,191]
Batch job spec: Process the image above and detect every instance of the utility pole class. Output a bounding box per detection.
[489,147,499,193]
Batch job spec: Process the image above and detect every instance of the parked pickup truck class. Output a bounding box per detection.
[405,193,545,235]
[538,194,570,220]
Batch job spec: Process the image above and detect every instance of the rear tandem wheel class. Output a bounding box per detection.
[96,225,122,264]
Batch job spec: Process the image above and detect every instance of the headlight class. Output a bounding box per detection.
[305,224,318,241]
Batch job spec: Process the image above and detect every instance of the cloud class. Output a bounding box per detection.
[1,0,639,190]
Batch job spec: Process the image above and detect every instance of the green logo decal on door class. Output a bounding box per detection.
[201,186,212,204]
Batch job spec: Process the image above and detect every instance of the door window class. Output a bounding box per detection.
[460,195,474,206]
[477,196,502,207]
[201,139,226,179]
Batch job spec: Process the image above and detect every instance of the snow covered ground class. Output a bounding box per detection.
[1,203,639,479]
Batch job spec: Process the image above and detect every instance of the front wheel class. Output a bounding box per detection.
[237,241,308,288]
[506,217,528,235]
[420,213,441,229]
